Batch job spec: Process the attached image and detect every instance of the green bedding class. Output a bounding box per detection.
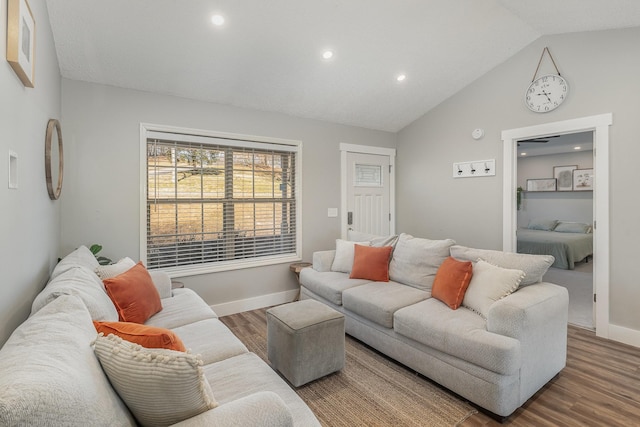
[516,229,593,270]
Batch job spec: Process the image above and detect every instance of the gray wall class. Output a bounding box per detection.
[60,80,396,308]
[0,0,61,345]
[397,27,640,331]
[517,150,593,227]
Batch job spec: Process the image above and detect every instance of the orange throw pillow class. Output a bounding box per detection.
[93,321,186,352]
[432,256,473,309]
[103,262,162,324]
[350,245,393,282]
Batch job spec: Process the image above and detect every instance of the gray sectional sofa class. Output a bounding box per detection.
[0,246,320,426]
[300,233,569,417]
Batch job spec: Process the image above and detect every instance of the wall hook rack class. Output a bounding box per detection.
[452,159,495,178]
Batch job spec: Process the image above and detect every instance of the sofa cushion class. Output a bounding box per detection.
[350,245,393,282]
[31,266,119,321]
[103,262,162,323]
[299,269,370,305]
[95,257,136,279]
[389,233,455,292]
[393,298,521,375]
[145,288,217,329]
[203,352,321,426]
[171,318,249,365]
[0,295,136,426]
[450,245,554,286]
[93,334,217,427]
[331,239,370,273]
[462,260,524,318]
[348,230,399,247]
[50,245,100,280]
[342,281,429,328]
[93,321,186,351]
[431,256,473,310]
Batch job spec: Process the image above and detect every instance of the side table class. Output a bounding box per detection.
[171,280,185,289]
[289,262,312,282]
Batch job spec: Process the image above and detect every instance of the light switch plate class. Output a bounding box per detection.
[327,208,338,218]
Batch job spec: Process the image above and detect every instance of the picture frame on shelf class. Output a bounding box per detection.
[553,165,577,191]
[6,0,36,88]
[573,168,594,191]
[527,178,556,192]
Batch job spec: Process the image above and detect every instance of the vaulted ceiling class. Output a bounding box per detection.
[46,0,640,132]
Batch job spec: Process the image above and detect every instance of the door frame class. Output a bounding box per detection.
[502,113,612,338]
[340,143,396,239]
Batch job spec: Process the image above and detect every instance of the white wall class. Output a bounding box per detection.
[517,150,593,227]
[397,27,640,331]
[60,80,396,311]
[0,0,61,346]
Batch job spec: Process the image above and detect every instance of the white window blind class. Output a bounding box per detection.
[144,129,300,273]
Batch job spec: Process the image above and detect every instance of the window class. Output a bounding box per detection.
[141,125,301,275]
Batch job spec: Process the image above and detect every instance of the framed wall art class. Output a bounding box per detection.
[6,0,36,88]
[553,165,577,191]
[527,178,556,192]
[573,168,593,191]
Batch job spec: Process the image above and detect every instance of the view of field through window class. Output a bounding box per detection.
[146,139,296,268]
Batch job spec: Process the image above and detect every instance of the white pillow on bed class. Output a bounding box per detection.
[527,219,558,231]
[554,221,591,233]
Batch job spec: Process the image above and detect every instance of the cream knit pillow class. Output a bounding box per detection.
[93,334,217,427]
[462,259,525,318]
[95,257,136,280]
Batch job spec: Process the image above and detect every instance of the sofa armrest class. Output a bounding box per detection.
[148,270,173,299]
[487,282,569,402]
[170,391,293,427]
[313,250,336,272]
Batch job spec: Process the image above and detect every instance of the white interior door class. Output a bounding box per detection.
[346,152,391,236]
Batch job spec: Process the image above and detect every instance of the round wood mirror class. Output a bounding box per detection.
[45,119,64,200]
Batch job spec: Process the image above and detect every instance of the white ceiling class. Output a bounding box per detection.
[45,0,640,132]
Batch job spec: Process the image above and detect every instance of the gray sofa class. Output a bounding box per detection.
[300,233,569,417]
[0,246,319,426]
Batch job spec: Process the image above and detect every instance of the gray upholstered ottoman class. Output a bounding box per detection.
[267,299,345,387]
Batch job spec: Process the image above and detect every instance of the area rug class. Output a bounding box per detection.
[220,308,477,426]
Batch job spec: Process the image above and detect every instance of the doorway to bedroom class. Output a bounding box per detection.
[516,132,594,329]
[502,113,612,339]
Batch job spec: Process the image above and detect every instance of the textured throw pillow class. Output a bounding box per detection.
[527,218,558,231]
[388,233,456,292]
[431,257,473,310]
[462,260,525,318]
[350,245,394,282]
[103,262,162,323]
[50,245,101,281]
[449,245,554,286]
[554,221,591,233]
[93,321,186,352]
[95,257,136,280]
[331,239,370,273]
[347,230,399,248]
[93,334,217,427]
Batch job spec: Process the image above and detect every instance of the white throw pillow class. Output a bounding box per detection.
[95,257,136,279]
[331,239,370,273]
[93,334,217,427]
[50,245,100,280]
[462,259,525,318]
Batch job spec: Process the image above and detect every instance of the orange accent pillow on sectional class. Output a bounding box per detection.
[349,244,394,282]
[431,256,473,309]
[103,261,162,324]
[93,321,186,352]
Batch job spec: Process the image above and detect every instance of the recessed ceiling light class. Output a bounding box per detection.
[520,152,527,156]
[322,50,334,60]
[211,14,225,26]
[396,74,406,82]
[574,146,581,150]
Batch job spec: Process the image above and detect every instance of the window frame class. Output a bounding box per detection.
[140,123,302,277]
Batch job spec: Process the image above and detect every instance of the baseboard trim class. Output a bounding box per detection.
[608,324,640,348]
[210,289,299,317]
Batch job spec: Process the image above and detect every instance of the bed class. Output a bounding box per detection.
[517,220,593,270]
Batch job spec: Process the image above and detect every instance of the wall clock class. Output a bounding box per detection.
[525,47,568,113]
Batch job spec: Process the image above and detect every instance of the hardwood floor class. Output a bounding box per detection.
[222,308,640,426]
[462,326,640,426]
